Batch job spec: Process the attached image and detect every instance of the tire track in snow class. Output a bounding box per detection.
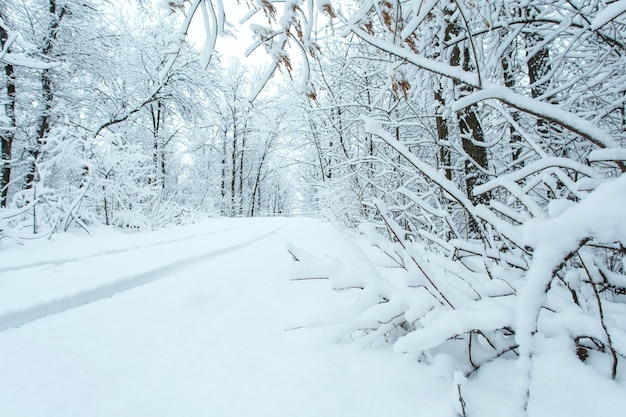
[0,224,284,332]
[0,223,250,275]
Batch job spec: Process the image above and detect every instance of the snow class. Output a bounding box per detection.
[0,217,451,417]
[1,52,60,69]
[474,157,597,195]
[361,115,479,218]
[401,0,439,39]
[453,86,620,150]
[347,25,481,87]
[465,336,626,417]
[588,148,626,162]
[1,216,625,417]
[393,300,515,354]
[591,0,626,30]
[513,173,626,414]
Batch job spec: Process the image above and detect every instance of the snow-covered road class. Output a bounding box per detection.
[0,218,451,417]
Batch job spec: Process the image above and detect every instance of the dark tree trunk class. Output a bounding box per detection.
[238,122,246,216]
[27,0,64,190]
[221,128,227,203]
[444,6,489,236]
[449,29,488,209]
[434,87,452,181]
[0,17,15,207]
[249,148,267,217]
[231,120,237,216]
[524,6,560,154]
[501,35,523,162]
[150,101,166,189]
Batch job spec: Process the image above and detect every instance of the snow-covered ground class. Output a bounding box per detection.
[1,217,624,417]
[0,218,452,417]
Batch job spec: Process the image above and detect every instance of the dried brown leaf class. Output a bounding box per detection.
[322,4,336,19]
[261,0,277,21]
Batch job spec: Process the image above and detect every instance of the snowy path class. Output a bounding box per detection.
[0,218,451,417]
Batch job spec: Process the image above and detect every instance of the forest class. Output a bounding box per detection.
[2,0,626,416]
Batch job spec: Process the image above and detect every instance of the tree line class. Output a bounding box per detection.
[0,0,295,236]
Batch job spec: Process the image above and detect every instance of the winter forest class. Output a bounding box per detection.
[2,0,626,416]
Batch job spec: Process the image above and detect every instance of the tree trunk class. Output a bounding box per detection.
[501,32,523,162]
[0,17,15,207]
[524,6,559,152]
[449,26,488,209]
[221,127,227,207]
[249,150,266,217]
[231,120,237,216]
[150,101,166,189]
[434,87,452,181]
[26,0,64,190]
[238,123,246,216]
